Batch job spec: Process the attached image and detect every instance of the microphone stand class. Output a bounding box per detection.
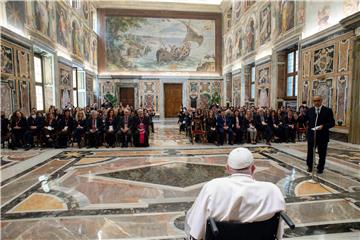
[308,109,319,184]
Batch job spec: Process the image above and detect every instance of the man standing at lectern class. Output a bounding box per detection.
[306,95,335,174]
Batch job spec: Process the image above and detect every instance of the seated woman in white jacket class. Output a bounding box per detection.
[185,147,285,240]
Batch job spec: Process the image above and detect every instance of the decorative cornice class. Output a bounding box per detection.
[0,26,32,49]
[255,55,271,66]
[339,12,360,30]
[300,23,347,49]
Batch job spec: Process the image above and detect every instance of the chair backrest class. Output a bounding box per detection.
[205,212,280,240]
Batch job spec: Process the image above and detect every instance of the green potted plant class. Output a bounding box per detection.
[104,92,117,107]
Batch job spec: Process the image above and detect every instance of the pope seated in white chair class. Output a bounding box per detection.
[185,147,285,240]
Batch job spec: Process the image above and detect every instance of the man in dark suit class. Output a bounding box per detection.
[306,95,335,174]
[117,109,132,147]
[86,110,103,148]
[216,110,233,145]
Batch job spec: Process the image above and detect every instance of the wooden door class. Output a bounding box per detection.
[119,87,134,107]
[164,83,182,118]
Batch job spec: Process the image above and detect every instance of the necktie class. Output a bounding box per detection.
[92,119,96,130]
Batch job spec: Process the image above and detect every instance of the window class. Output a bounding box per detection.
[72,68,86,108]
[72,68,78,107]
[77,70,86,108]
[71,0,80,9]
[34,55,44,111]
[250,65,255,100]
[286,49,298,97]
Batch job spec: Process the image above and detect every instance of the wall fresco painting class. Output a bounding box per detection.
[56,3,70,48]
[246,17,255,52]
[260,4,271,45]
[105,16,216,72]
[5,1,26,31]
[278,0,295,34]
[31,1,54,38]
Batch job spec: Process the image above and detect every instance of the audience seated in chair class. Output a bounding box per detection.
[86,110,103,148]
[185,147,285,240]
[117,109,132,148]
[73,110,87,148]
[132,109,149,147]
[9,110,27,150]
[216,110,233,145]
[105,109,118,148]
[1,111,10,147]
[56,109,74,148]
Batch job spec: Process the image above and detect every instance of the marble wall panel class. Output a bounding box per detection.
[302,51,311,79]
[86,75,94,106]
[139,80,160,113]
[232,72,241,107]
[226,73,232,103]
[256,62,271,108]
[58,63,73,109]
[0,80,16,116]
[313,45,335,75]
[17,50,30,79]
[18,80,31,116]
[186,80,222,109]
[336,75,348,125]
[338,39,351,72]
[1,44,15,77]
[299,32,354,127]
[312,78,333,109]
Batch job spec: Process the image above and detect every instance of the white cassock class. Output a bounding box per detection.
[185,173,285,240]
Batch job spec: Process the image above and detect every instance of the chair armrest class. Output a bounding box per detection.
[280,212,295,229]
[209,218,219,236]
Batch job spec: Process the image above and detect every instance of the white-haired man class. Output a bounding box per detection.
[185,147,285,240]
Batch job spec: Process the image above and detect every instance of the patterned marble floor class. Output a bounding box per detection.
[1,120,359,240]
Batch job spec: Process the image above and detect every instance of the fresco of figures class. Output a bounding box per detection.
[71,19,84,58]
[245,17,255,53]
[5,1,26,31]
[259,4,271,45]
[5,0,97,68]
[278,0,295,34]
[105,16,216,72]
[56,2,70,48]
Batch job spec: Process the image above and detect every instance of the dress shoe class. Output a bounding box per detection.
[307,167,312,172]
[317,169,324,174]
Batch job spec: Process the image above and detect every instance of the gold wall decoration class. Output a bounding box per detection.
[299,32,354,127]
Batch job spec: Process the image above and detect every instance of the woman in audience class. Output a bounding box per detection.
[104,108,117,148]
[42,112,57,147]
[268,110,281,142]
[9,110,27,150]
[205,110,217,144]
[244,110,257,144]
[233,109,243,144]
[284,109,297,143]
[56,109,74,148]
[73,110,87,148]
